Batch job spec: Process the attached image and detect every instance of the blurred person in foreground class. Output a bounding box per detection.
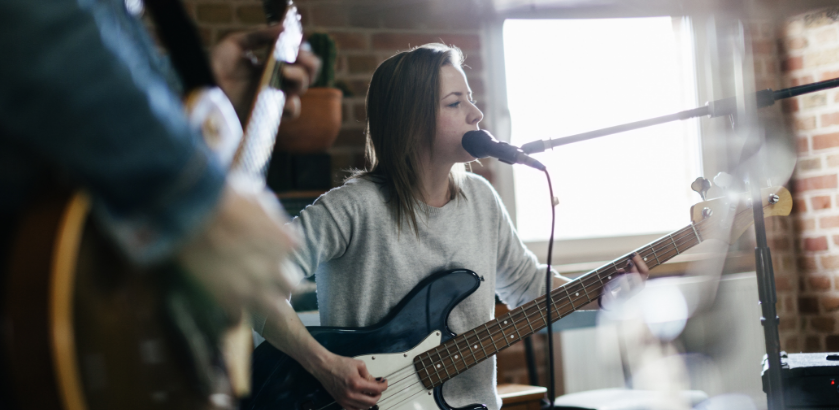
[0,0,384,408]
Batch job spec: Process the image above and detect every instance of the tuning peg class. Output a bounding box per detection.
[713,172,734,191]
[691,177,711,201]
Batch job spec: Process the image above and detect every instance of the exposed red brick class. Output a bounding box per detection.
[347,8,380,28]
[310,5,349,27]
[821,215,839,228]
[807,275,831,290]
[821,254,839,269]
[783,56,803,72]
[815,27,839,45]
[792,198,804,214]
[799,158,822,171]
[330,32,368,50]
[827,335,839,351]
[346,55,379,74]
[799,255,818,271]
[782,98,799,113]
[813,132,839,150]
[333,127,366,147]
[341,103,350,126]
[798,137,809,153]
[776,275,793,291]
[805,335,822,352]
[804,237,829,251]
[352,102,366,123]
[236,4,265,24]
[796,218,816,231]
[771,236,791,250]
[779,316,796,331]
[752,39,774,54]
[821,70,839,81]
[345,79,370,97]
[196,4,232,24]
[785,336,800,352]
[812,195,831,210]
[812,316,836,332]
[795,174,838,192]
[792,75,815,86]
[786,37,808,50]
[822,295,839,311]
[796,116,817,131]
[372,33,481,51]
[822,112,839,127]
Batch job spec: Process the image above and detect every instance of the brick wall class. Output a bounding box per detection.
[184,0,493,185]
[781,8,839,353]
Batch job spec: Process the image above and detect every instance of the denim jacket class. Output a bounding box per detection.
[0,0,225,264]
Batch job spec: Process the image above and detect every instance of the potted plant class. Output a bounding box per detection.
[275,32,342,153]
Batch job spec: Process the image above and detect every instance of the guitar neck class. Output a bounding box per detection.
[412,223,704,389]
[230,2,302,178]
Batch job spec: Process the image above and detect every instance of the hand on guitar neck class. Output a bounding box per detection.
[211,25,320,124]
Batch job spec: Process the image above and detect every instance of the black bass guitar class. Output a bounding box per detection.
[246,186,792,410]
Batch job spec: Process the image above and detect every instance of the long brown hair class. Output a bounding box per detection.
[357,43,467,235]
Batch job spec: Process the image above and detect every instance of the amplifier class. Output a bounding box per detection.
[762,352,839,408]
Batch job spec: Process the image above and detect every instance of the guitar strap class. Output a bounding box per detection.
[141,0,217,93]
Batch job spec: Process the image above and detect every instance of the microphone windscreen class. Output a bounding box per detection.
[462,130,494,158]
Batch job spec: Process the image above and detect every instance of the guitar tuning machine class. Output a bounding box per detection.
[713,172,734,191]
[691,177,712,201]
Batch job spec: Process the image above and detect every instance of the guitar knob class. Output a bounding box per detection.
[691,177,711,201]
[713,172,734,191]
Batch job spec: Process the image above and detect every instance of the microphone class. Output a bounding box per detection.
[462,130,546,171]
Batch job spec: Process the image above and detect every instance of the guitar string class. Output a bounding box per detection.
[354,212,727,401]
[318,200,765,406]
[418,202,763,385]
[415,224,707,385]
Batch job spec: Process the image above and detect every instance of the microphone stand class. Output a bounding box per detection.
[520,78,839,154]
[520,77,839,410]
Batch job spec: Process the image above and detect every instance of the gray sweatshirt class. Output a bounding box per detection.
[291,173,552,410]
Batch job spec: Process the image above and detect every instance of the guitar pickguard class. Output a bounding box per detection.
[355,332,441,410]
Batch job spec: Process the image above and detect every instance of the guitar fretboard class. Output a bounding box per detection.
[412,222,707,389]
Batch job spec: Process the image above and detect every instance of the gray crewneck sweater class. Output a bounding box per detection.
[290,173,552,410]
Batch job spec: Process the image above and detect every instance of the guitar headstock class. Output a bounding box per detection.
[690,186,792,243]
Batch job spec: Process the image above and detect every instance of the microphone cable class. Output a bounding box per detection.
[543,169,557,409]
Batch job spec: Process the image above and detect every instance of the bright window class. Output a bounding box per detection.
[504,17,702,243]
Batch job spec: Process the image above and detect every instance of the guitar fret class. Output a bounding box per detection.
[669,234,680,254]
[484,324,500,352]
[473,329,489,358]
[442,343,461,375]
[497,320,511,347]
[509,315,523,341]
[535,299,548,328]
[579,281,591,303]
[563,286,575,310]
[421,355,437,386]
[453,336,473,367]
[691,223,702,242]
[435,349,452,379]
[650,246,661,265]
[523,306,536,334]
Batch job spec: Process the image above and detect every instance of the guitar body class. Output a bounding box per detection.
[6,192,231,410]
[246,269,487,410]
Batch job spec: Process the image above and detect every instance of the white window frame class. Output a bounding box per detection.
[481,12,729,269]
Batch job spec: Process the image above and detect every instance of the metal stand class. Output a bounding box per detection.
[743,125,785,410]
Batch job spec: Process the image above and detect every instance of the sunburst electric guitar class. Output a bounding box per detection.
[245,186,792,410]
[4,2,302,409]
